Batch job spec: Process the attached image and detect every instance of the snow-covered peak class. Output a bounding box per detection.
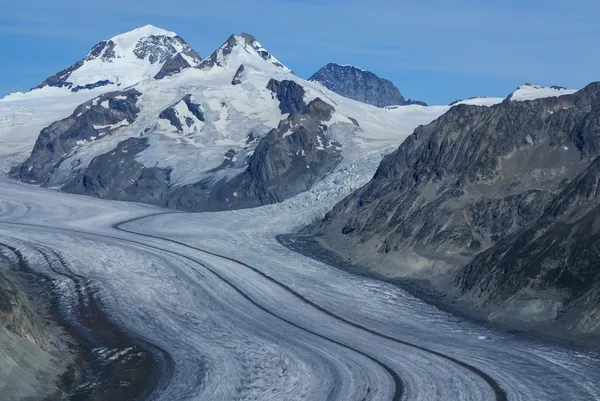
[109,24,177,45]
[508,83,578,102]
[198,33,290,72]
[34,25,201,92]
[449,96,504,107]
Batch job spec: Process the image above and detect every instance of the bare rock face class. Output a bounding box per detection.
[311,82,600,343]
[0,264,45,348]
[309,63,425,107]
[0,257,68,401]
[455,155,600,339]
[230,97,340,205]
[167,85,341,211]
[64,137,172,206]
[15,89,142,185]
[266,79,307,114]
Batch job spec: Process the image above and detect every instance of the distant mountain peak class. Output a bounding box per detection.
[198,33,290,72]
[508,83,578,101]
[34,25,201,92]
[309,63,425,107]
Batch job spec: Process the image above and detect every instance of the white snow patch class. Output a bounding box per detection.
[510,84,578,102]
[93,120,130,130]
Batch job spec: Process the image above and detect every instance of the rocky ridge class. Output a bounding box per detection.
[310,82,600,344]
[309,63,425,107]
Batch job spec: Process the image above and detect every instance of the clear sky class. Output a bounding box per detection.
[1,0,599,104]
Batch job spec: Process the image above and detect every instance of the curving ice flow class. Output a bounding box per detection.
[0,176,599,401]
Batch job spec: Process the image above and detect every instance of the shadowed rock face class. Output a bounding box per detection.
[168,96,341,211]
[311,82,600,342]
[16,78,340,213]
[34,34,201,90]
[159,94,205,131]
[15,89,142,185]
[231,65,245,85]
[267,79,307,114]
[64,137,171,206]
[455,155,600,331]
[227,97,340,205]
[155,53,192,79]
[309,63,425,107]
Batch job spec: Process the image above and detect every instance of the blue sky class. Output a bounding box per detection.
[1,0,599,104]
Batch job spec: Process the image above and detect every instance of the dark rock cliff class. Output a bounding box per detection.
[309,63,424,107]
[311,82,600,343]
[15,89,142,185]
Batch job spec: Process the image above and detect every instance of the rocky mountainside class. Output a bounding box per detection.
[0,257,69,400]
[10,28,454,212]
[35,25,201,92]
[309,63,425,107]
[310,82,600,343]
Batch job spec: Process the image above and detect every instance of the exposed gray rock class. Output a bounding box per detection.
[231,65,245,85]
[134,34,199,65]
[454,154,600,342]
[267,79,306,114]
[310,81,600,344]
[33,60,84,90]
[168,98,340,211]
[158,94,204,132]
[71,79,114,92]
[309,63,425,107]
[0,257,71,401]
[15,89,142,184]
[405,99,428,106]
[64,137,171,206]
[155,53,191,80]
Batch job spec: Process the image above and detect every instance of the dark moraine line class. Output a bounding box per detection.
[0,240,174,401]
[115,213,508,401]
[0,220,403,401]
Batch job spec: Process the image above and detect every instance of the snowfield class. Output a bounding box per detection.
[509,84,578,101]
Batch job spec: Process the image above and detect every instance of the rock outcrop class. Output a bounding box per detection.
[15,89,142,185]
[311,82,600,344]
[309,63,425,107]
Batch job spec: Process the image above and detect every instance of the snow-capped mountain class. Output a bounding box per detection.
[4,25,559,213]
[198,33,290,72]
[507,83,578,101]
[309,63,425,107]
[35,25,201,92]
[8,28,461,212]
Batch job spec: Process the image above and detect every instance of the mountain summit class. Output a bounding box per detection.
[309,63,425,107]
[198,33,290,72]
[34,25,202,92]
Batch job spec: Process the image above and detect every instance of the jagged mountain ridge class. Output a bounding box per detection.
[12,28,455,212]
[309,63,425,107]
[34,25,202,92]
[310,82,600,343]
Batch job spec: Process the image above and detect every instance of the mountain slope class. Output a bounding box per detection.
[0,25,201,173]
[309,82,600,342]
[35,25,201,92]
[12,31,457,212]
[309,63,424,107]
[454,154,600,338]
